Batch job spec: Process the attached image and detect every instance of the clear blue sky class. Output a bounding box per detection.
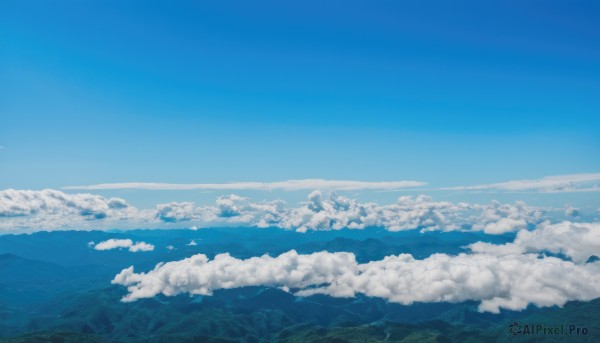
[1,0,599,206]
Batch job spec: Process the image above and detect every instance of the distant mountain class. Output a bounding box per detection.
[0,228,595,342]
[0,254,83,307]
[0,331,107,343]
[0,253,72,282]
[0,228,514,268]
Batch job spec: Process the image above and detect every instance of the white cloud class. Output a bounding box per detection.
[0,189,144,232]
[129,241,155,252]
[187,240,197,246]
[443,173,600,193]
[94,239,154,252]
[0,189,549,234]
[63,179,426,191]
[467,241,524,256]
[95,239,133,250]
[135,192,474,232]
[514,221,600,263]
[113,220,600,311]
[468,221,600,264]
[112,249,600,313]
[155,202,195,222]
[170,192,541,234]
[470,201,542,234]
[0,189,131,218]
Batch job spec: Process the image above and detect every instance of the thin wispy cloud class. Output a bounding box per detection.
[442,173,600,193]
[62,179,426,191]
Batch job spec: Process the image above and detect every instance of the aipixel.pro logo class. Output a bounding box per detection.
[508,322,589,336]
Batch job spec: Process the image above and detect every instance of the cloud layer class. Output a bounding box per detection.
[63,173,600,193]
[113,249,600,313]
[63,179,426,191]
[94,239,154,252]
[0,189,550,233]
[0,189,141,231]
[444,173,600,193]
[112,219,600,312]
[0,189,131,218]
[140,191,545,234]
[469,221,600,264]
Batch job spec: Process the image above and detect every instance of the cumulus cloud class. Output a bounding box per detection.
[0,189,549,233]
[94,239,154,252]
[155,202,196,222]
[112,249,600,313]
[112,220,600,311]
[187,240,198,246]
[289,192,468,233]
[0,189,131,218]
[470,201,543,234]
[443,173,600,193]
[129,242,155,252]
[0,189,145,231]
[468,221,600,264]
[161,191,541,234]
[63,179,426,191]
[513,221,600,263]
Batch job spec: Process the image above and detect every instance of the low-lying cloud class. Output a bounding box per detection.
[94,239,154,252]
[469,221,600,264]
[113,249,600,313]
[113,220,600,312]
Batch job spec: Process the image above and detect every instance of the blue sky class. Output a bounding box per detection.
[1,0,599,207]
